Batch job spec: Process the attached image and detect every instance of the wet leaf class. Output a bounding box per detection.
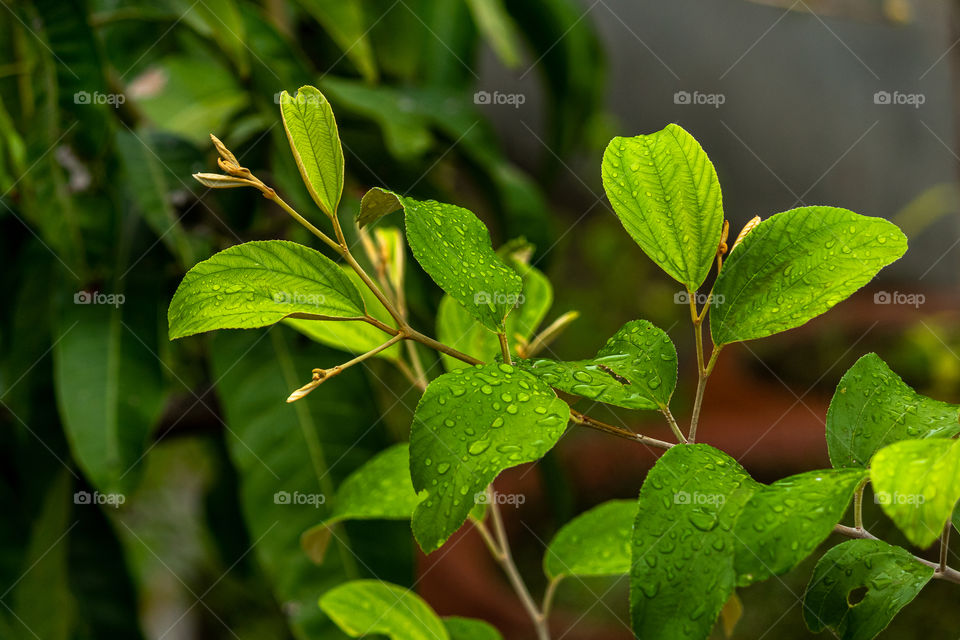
[320,580,449,640]
[544,499,635,579]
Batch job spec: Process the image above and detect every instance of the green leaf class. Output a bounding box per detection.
[286,266,401,361]
[519,320,677,410]
[630,444,758,640]
[544,499,635,579]
[826,353,960,468]
[279,86,344,218]
[295,0,378,82]
[168,240,365,339]
[211,329,392,638]
[301,444,420,563]
[733,469,866,585]
[54,300,166,494]
[358,188,522,332]
[444,616,504,640]
[168,0,249,76]
[602,124,723,289]
[710,207,907,345]
[410,363,570,552]
[320,580,449,640]
[803,539,933,640]
[465,0,522,67]
[870,438,960,548]
[438,243,553,371]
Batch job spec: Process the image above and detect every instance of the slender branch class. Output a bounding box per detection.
[522,311,580,359]
[689,346,721,443]
[286,334,404,402]
[941,522,952,573]
[541,576,563,623]
[659,406,687,444]
[570,410,674,450]
[834,524,960,584]
[853,477,868,531]
[266,191,343,254]
[498,332,513,365]
[487,488,550,640]
[471,515,503,560]
[405,327,482,365]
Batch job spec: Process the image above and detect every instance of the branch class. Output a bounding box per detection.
[833,524,960,584]
[569,410,674,450]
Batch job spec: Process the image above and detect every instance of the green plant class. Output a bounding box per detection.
[170,85,959,640]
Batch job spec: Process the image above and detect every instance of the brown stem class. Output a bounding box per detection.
[569,410,674,450]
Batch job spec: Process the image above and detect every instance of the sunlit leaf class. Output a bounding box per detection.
[544,499,635,579]
[320,580,449,640]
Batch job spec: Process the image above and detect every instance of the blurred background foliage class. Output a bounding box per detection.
[1,0,959,638]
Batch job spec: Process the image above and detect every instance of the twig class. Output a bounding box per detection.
[833,524,960,584]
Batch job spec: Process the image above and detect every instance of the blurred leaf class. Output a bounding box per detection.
[602,124,723,290]
[826,353,960,468]
[168,241,366,339]
[544,499,635,579]
[279,86,344,219]
[803,539,932,640]
[630,444,757,640]
[301,444,419,563]
[711,208,907,345]
[732,469,865,585]
[870,438,960,548]
[286,266,401,361]
[410,363,569,552]
[166,0,250,77]
[443,616,503,640]
[359,189,522,332]
[320,580,449,639]
[295,0,378,82]
[465,0,522,67]
[53,300,166,494]
[519,320,677,411]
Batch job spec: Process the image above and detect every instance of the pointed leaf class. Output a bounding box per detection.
[279,86,344,218]
[870,438,960,548]
[826,353,960,468]
[359,188,522,332]
[733,469,866,585]
[410,364,569,552]
[630,444,759,640]
[710,207,906,345]
[544,499,635,579]
[602,124,723,289]
[519,320,677,410]
[803,539,932,640]
[168,240,365,339]
[320,580,449,640]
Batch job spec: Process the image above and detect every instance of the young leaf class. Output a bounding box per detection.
[870,438,960,548]
[826,353,960,468]
[710,207,907,345]
[279,86,344,218]
[358,188,522,332]
[544,499,635,579]
[733,469,866,585]
[438,244,553,370]
[301,444,420,563]
[803,539,933,640]
[630,444,759,640]
[410,363,570,552]
[519,319,677,410]
[602,124,723,289]
[286,266,401,361]
[319,580,449,640]
[168,240,366,339]
[444,616,504,640]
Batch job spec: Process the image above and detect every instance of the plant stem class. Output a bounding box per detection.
[487,488,550,640]
[940,522,952,573]
[267,191,343,254]
[688,347,721,443]
[498,332,513,365]
[405,327,482,365]
[541,576,563,622]
[660,406,687,443]
[286,334,404,402]
[853,477,868,530]
[834,524,960,584]
[570,410,674,450]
